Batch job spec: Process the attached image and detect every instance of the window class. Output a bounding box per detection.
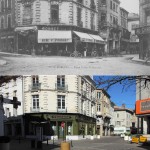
[97,92,101,99]
[57,75,65,87]
[102,0,106,6]
[97,104,101,112]
[1,16,4,29]
[77,7,82,27]
[57,95,65,109]
[8,0,11,9]
[110,1,112,9]
[117,113,119,118]
[5,0,7,8]
[51,4,59,23]
[1,0,4,12]
[32,95,39,109]
[110,15,113,23]
[113,3,115,11]
[101,13,106,22]
[77,0,83,4]
[13,90,17,97]
[116,121,120,126]
[6,93,9,98]
[7,14,11,28]
[32,76,39,86]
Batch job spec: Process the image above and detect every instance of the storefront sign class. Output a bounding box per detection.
[39,38,72,43]
[80,38,93,43]
[135,26,150,35]
[51,115,72,119]
[136,98,150,115]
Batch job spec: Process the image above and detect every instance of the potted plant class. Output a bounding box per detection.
[124,133,130,141]
[0,136,10,150]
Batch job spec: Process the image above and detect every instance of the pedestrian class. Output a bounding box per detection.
[145,49,150,64]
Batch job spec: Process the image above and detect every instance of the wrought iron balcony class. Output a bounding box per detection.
[99,5,107,12]
[81,90,87,98]
[30,107,40,112]
[50,19,59,24]
[29,83,41,91]
[55,84,68,91]
[57,108,67,113]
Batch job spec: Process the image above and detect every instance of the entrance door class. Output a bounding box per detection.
[58,122,64,139]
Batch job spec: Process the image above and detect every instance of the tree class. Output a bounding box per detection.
[94,76,150,92]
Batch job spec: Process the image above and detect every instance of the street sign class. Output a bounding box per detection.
[61,122,65,128]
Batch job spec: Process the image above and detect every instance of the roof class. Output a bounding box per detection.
[120,7,129,14]
[114,106,134,114]
[96,88,111,98]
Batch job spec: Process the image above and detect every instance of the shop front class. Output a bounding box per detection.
[136,98,150,134]
[24,113,96,140]
[14,25,105,56]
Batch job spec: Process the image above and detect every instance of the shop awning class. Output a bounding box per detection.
[38,30,72,43]
[89,34,105,44]
[73,31,94,43]
[15,26,37,32]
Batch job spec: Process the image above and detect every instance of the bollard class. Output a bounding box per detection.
[60,142,70,150]
[31,140,35,148]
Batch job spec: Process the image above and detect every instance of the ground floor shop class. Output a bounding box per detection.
[4,113,96,139]
[0,31,15,53]
[136,98,150,134]
[0,25,105,57]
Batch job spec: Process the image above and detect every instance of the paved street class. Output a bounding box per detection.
[10,136,150,150]
[0,53,150,75]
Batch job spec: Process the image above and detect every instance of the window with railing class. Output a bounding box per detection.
[57,95,65,110]
[32,76,39,86]
[32,95,39,110]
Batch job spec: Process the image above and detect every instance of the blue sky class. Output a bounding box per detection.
[120,0,139,14]
[93,76,136,109]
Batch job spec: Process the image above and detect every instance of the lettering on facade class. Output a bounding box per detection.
[141,101,150,112]
[51,115,72,119]
[39,39,72,43]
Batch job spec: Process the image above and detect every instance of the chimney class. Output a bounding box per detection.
[122,103,126,109]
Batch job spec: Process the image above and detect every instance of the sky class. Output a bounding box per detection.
[93,76,136,109]
[120,0,139,14]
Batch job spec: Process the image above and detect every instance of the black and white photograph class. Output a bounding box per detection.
[0,0,150,75]
[0,0,150,150]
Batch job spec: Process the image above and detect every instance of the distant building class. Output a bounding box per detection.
[98,0,122,55]
[136,76,150,134]
[128,13,139,54]
[96,89,112,136]
[113,104,137,135]
[135,0,150,60]
[0,0,16,53]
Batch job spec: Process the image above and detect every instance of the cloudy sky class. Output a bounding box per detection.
[120,0,139,14]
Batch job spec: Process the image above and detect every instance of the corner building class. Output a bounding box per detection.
[23,75,97,139]
[13,0,105,56]
[135,0,150,60]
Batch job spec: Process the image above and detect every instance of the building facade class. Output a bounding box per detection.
[128,13,139,54]
[98,0,122,55]
[0,76,23,136]
[96,89,112,136]
[120,7,130,54]
[0,0,16,53]
[136,76,150,134]
[0,0,105,56]
[23,75,97,139]
[135,0,150,60]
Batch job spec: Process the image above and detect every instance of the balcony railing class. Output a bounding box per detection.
[55,84,68,91]
[30,107,40,112]
[81,90,87,97]
[29,83,41,91]
[57,108,67,113]
[50,19,59,24]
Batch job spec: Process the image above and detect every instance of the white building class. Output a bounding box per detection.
[113,104,134,135]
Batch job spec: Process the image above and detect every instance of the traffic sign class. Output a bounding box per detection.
[61,122,65,128]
